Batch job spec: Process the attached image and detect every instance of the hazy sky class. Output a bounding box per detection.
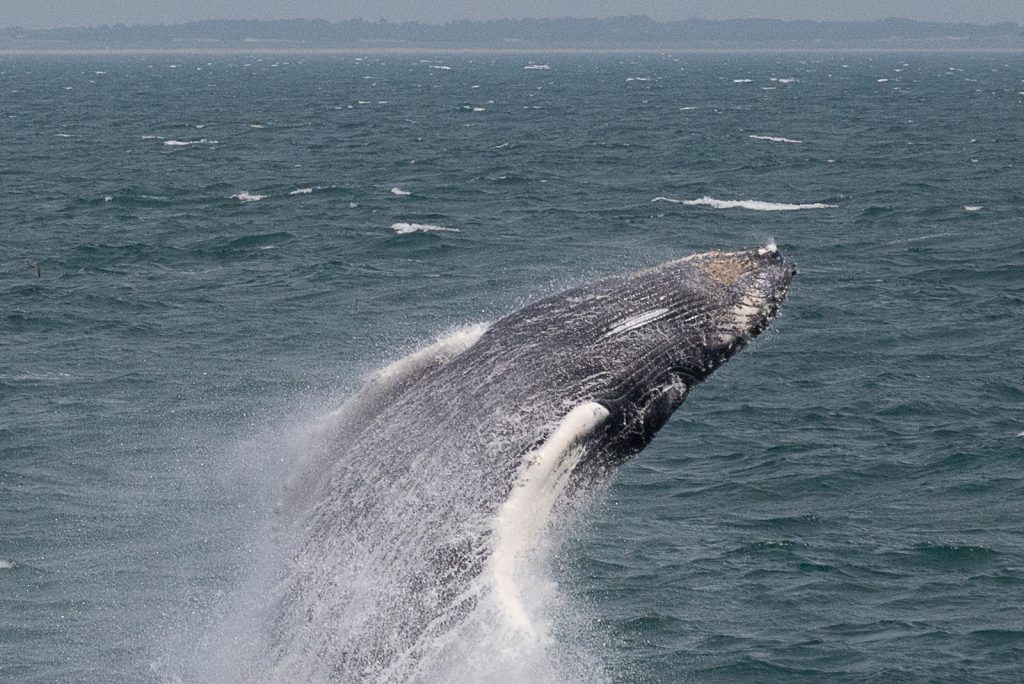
[5,1,1023,30]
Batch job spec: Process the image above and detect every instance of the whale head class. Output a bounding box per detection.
[561,243,796,466]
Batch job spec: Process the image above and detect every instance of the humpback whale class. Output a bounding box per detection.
[269,244,795,682]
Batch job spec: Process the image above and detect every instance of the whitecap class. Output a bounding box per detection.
[164,139,218,146]
[964,205,982,212]
[749,134,803,144]
[653,196,837,211]
[429,65,452,70]
[391,222,460,235]
[249,124,266,129]
[732,79,753,83]
[289,188,313,196]
[390,187,411,196]
[626,77,652,82]
[0,560,14,570]
[55,133,72,138]
[877,78,890,83]
[472,107,486,112]
[232,191,266,202]
[523,64,550,70]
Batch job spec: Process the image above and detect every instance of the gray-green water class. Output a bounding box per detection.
[1,53,1022,682]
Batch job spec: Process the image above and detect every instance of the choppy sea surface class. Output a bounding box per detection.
[1,53,1022,682]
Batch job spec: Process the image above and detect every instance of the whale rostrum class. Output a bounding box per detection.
[268,244,795,682]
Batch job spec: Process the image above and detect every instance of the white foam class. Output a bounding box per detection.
[288,188,313,196]
[964,205,982,212]
[749,134,803,144]
[232,191,266,202]
[164,139,218,146]
[877,78,890,83]
[429,65,452,70]
[55,133,72,138]
[0,560,13,570]
[732,78,753,83]
[653,196,837,211]
[249,124,266,129]
[626,77,651,82]
[391,222,460,235]
[472,107,486,112]
[490,402,609,635]
[523,64,550,70]
[390,187,411,196]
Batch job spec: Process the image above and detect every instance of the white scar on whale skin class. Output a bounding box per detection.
[603,308,671,338]
[489,402,610,636]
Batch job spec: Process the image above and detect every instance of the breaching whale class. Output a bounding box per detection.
[268,244,795,682]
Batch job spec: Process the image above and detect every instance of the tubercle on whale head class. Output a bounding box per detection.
[707,242,796,346]
[641,243,796,376]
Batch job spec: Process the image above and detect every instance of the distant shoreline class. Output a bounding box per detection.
[4,17,1020,54]
[3,47,1024,57]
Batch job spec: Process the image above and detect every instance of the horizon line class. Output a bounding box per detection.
[3,47,1024,57]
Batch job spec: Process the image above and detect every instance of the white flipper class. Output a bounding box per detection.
[489,401,610,635]
[277,323,490,525]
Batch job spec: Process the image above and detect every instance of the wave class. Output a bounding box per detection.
[0,560,14,570]
[964,205,982,212]
[391,222,460,235]
[652,196,837,211]
[164,139,218,146]
[232,192,266,202]
[288,188,313,196]
[523,64,551,70]
[749,135,803,144]
[391,187,411,196]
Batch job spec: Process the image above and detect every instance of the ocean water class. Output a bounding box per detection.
[1,53,1022,682]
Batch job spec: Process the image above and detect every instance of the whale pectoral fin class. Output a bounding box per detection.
[490,401,611,633]
[277,323,490,526]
